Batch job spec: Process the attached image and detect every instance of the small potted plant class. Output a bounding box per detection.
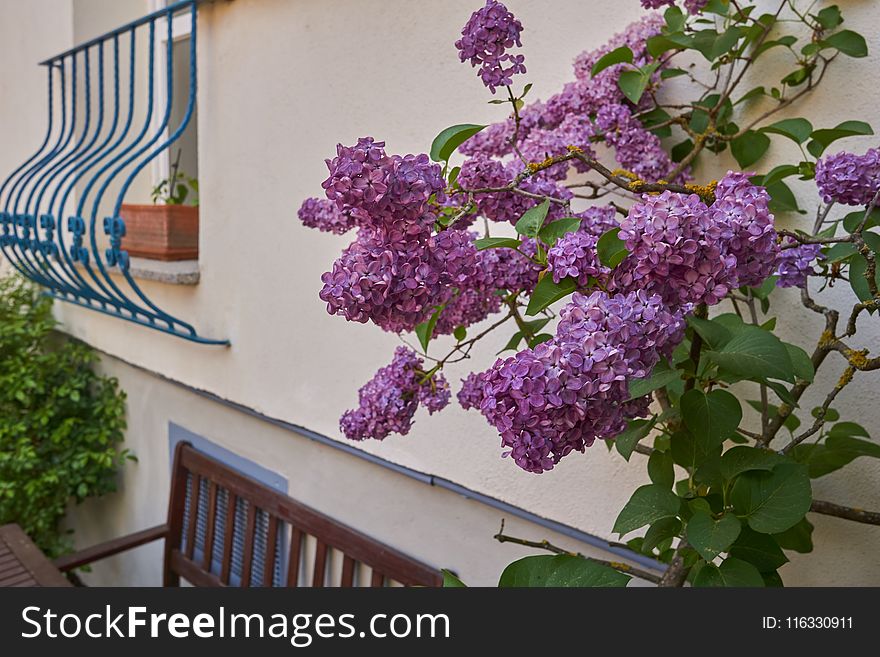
[120,150,199,261]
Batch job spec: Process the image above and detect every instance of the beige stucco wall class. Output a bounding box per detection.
[1,0,878,585]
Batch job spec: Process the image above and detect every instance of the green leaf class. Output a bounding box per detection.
[760,164,799,188]
[664,5,686,31]
[681,389,742,449]
[591,46,633,76]
[613,484,681,536]
[648,36,685,58]
[735,85,766,105]
[761,118,813,144]
[474,237,523,251]
[706,326,795,383]
[731,463,812,533]
[843,209,880,233]
[815,5,842,30]
[498,555,630,587]
[687,510,741,561]
[525,275,577,316]
[648,450,675,488]
[671,139,694,163]
[515,200,551,238]
[828,421,870,439]
[441,569,467,587]
[719,445,786,481]
[773,517,814,553]
[728,526,789,571]
[710,26,742,60]
[731,130,771,168]
[527,333,553,348]
[822,29,868,58]
[498,331,524,354]
[687,315,733,350]
[628,360,679,399]
[430,124,486,162]
[791,443,852,479]
[642,517,682,553]
[615,418,656,461]
[765,180,804,214]
[807,120,874,157]
[693,557,764,587]
[453,325,467,341]
[618,69,650,105]
[538,217,581,246]
[671,430,722,471]
[849,253,880,303]
[414,306,443,352]
[824,241,858,263]
[782,343,814,383]
[596,227,628,269]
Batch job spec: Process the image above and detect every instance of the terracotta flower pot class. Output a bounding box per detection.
[119,204,199,261]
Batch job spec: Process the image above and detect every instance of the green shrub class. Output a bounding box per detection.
[0,273,129,556]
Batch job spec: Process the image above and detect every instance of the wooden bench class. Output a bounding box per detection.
[54,441,442,587]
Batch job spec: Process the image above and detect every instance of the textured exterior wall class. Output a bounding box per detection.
[1,0,878,585]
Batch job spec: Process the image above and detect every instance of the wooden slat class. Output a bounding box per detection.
[312,540,328,587]
[170,550,225,587]
[0,571,35,587]
[184,474,201,560]
[219,492,238,584]
[370,569,384,587]
[239,504,257,587]
[54,524,168,572]
[0,524,70,587]
[340,555,356,587]
[179,446,441,587]
[262,517,279,587]
[202,481,219,572]
[286,528,303,587]
[164,442,192,587]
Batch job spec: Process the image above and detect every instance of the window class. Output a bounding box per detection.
[150,0,199,201]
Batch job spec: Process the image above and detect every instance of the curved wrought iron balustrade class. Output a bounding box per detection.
[0,0,227,345]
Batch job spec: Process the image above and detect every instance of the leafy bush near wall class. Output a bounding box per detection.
[0,274,129,557]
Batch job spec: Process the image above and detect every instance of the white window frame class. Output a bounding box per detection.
[149,0,195,198]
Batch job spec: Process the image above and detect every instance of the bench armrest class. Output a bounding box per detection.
[54,524,169,572]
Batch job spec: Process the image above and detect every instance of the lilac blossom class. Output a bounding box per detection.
[472,290,684,473]
[456,0,526,93]
[710,171,779,287]
[340,347,449,440]
[814,148,880,206]
[297,197,357,235]
[612,191,736,308]
[774,239,823,289]
[546,230,608,286]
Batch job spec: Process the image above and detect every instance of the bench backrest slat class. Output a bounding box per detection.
[163,442,441,588]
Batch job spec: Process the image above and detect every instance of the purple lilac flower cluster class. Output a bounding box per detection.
[612,191,735,307]
[456,155,572,224]
[611,173,777,308]
[466,290,683,473]
[596,103,678,184]
[546,230,608,286]
[774,239,824,289]
[315,138,480,333]
[814,148,880,206]
[710,171,779,287]
[455,0,526,93]
[341,347,450,440]
[297,197,357,234]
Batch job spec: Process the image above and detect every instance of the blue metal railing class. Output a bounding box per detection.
[0,0,227,345]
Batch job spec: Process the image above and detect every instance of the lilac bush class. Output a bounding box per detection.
[298,1,880,587]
